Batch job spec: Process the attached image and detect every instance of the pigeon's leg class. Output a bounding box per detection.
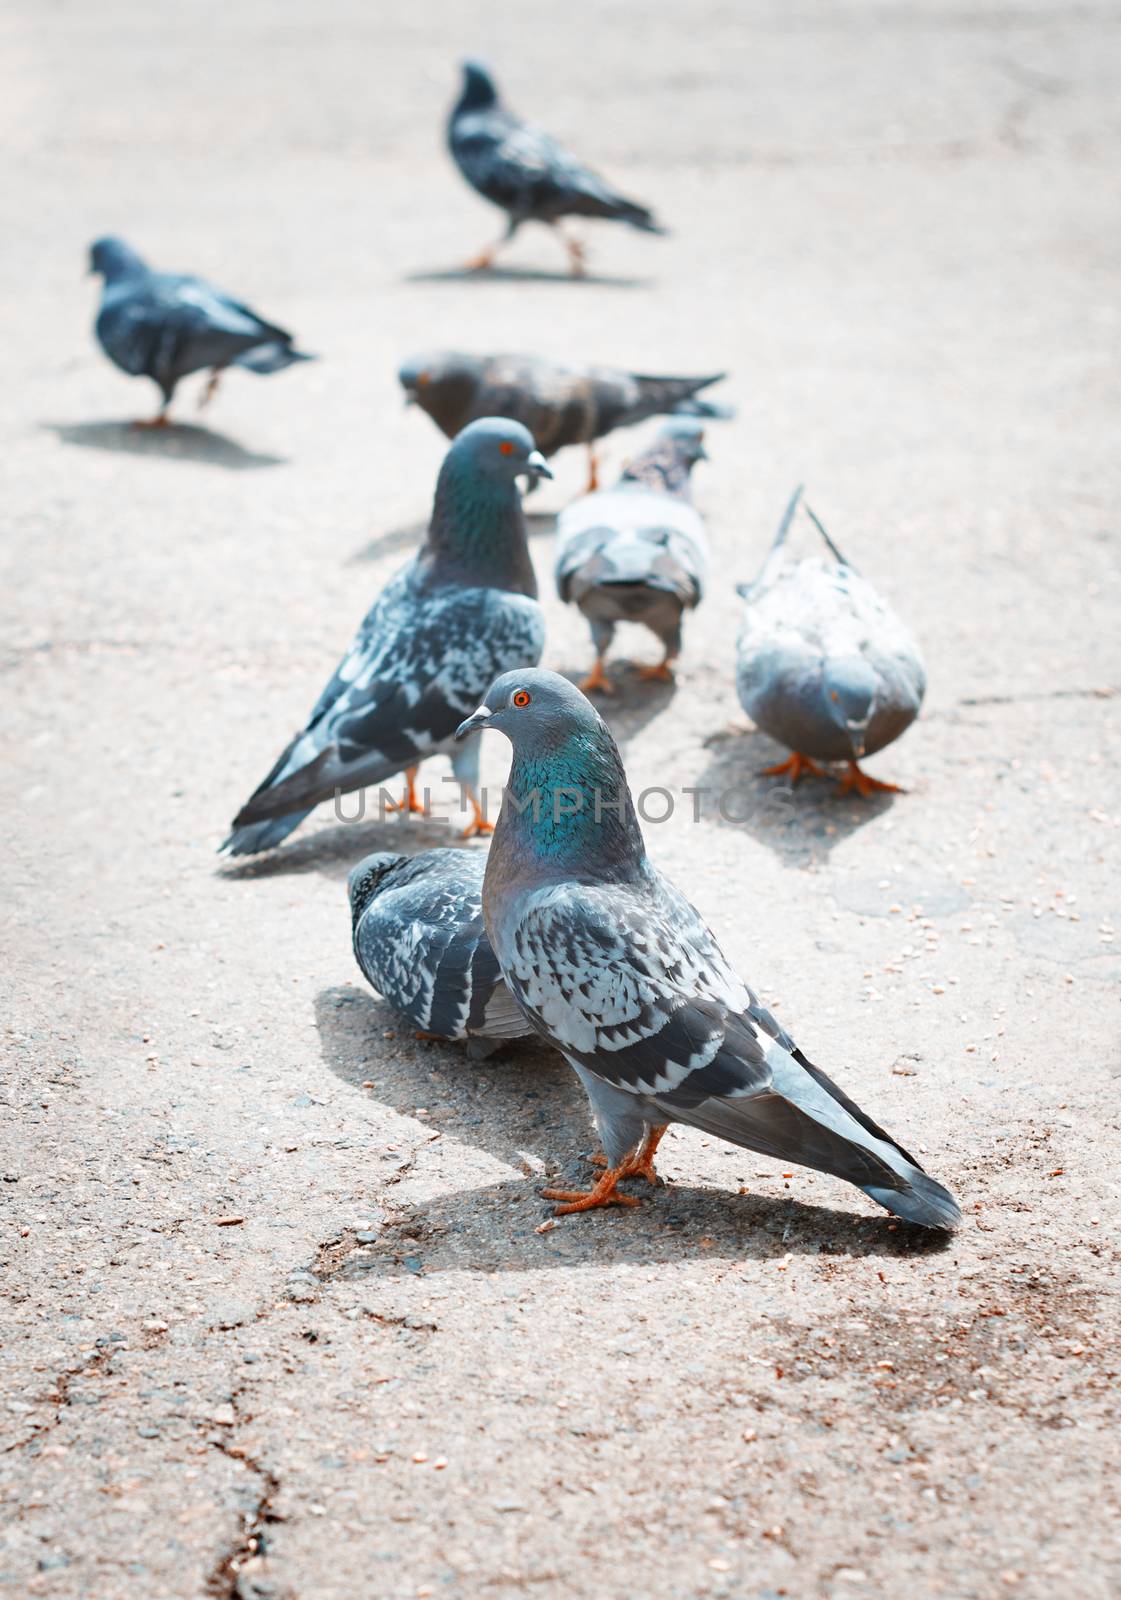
[625,1123,669,1185]
[550,224,588,279]
[459,786,494,839]
[465,218,518,272]
[133,410,171,430]
[762,751,826,784]
[198,367,226,411]
[578,656,615,696]
[585,1123,667,1185]
[585,445,599,492]
[637,652,676,683]
[836,762,904,799]
[540,1163,641,1215]
[385,766,425,817]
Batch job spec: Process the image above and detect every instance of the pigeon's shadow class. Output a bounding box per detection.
[347,511,555,567]
[314,984,948,1275]
[218,811,476,885]
[561,663,677,748]
[405,265,650,290]
[46,419,285,470]
[695,725,898,867]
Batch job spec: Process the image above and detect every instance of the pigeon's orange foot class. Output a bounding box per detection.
[578,659,615,696]
[459,788,494,839]
[638,659,675,684]
[386,767,425,817]
[132,413,170,430]
[565,237,588,279]
[464,247,496,272]
[624,1124,669,1185]
[414,1030,443,1042]
[541,1164,641,1215]
[762,751,825,784]
[585,444,599,492]
[837,762,904,799]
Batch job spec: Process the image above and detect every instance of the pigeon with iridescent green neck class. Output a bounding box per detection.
[220,420,549,856]
[455,669,960,1230]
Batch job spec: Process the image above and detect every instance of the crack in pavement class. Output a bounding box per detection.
[1,1344,114,1455]
[204,1391,286,1600]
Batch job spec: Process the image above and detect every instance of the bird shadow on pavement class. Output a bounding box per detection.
[695,724,897,868]
[218,811,475,885]
[405,265,651,290]
[314,983,948,1274]
[46,419,286,470]
[347,512,555,566]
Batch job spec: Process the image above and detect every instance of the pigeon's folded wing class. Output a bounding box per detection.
[502,878,772,1102]
[233,578,543,824]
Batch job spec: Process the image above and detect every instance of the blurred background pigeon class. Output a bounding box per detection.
[221,419,550,856]
[447,60,665,276]
[399,350,730,488]
[555,419,709,692]
[88,236,313,426]
[735,488,926,796]
[349,848,533,1058]
[456,669,959,1229]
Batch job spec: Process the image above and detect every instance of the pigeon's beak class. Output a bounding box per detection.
[455,706,492,742]
[525,450,553,482]
[847,723,867,760]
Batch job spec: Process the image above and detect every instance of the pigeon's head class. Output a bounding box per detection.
[347,852,410,924]
[455,668,602,753]
[88,236,147,283]
[458,59,499,111]
[445,417,552,488]
[822,657,878,758]
[398,349,481,429]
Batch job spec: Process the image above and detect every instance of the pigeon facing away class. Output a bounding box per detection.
[349,848,533,1058]
[447,60,665,276]
[456,669,959,1229]
[399,350,729,489]
[555,419,709,693]
[89,236,313,426]
[221,419,550,856]
[736,488,926,796]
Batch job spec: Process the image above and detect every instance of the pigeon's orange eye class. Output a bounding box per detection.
[499,440,516,455]
[512,690,531,708]
[830,691,839,702]
[417,372,430,388]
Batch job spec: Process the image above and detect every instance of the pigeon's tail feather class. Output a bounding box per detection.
[233,342,316,375]
[220,810,313,857]
[862,1169,962,1231]
[654,1047,960,1231]
[618,202,667,235]
[672,396,736,421]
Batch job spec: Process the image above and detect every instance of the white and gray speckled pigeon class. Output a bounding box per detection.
[455,669,960,1229]
[448,61,665,277]
[221,420,550,856]
[400,352,729,491]
[89,237,313,426]
[735,488,926,797]
[348,849,532,1058]
[555,419,709,692]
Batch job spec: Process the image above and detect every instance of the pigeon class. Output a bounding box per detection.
[221,419,550,856]
[88,236,313,426]
[447,60,665,276]
[455,669,960,1229]
[399,350,729,489]
[555,419,709,693]
[348,848,532,1058]
[735,488,926,796]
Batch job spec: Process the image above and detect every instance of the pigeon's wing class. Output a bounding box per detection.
[231,572,544,825]
[502,874,772,1102]
[453,109,646,224]
[96,273,285,386]
[474,357,604,454]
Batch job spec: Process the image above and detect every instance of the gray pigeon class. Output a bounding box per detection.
[455,669,960,1229]
[348,849,532,1058]
[89,236,313,425]
[554,419,709,693]
[735,488,926,796]
[399,350,729,489]
[221,419,550,856]
[448,60,665,276]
